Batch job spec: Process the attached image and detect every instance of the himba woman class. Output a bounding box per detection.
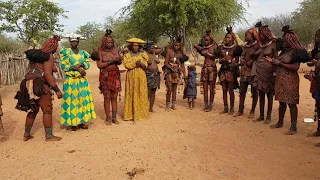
[144,41,161,112]
[217,27,243,114]
[93,29,122,125]
[0,81,3,132]
[266,25,309,135]
[194,30,218,112]
[164,36,189,111]
[234,27,260,118]
[14,35,62,141]
[306,29,320,138]
[252,22,278,124]
[123,38,149,121]
[60,35,96,131]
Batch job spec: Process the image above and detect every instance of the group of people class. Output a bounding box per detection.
[194,23,319,138]
[9,22,320,145]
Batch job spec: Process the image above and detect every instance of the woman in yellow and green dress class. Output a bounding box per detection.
[123,38,149,121]
[60,36,96,131]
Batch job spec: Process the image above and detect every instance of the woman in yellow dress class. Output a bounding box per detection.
[60,35,96,131]
[123,38,149,121]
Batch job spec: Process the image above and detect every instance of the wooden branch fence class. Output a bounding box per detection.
[0,53,64,86]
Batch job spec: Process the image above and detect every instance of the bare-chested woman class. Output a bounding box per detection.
[305,29,320,137]
[94,29,122,125]
[164,37,189,111]
[0,74,3,132]
[266,25,309,135]
[252,22,278,124]
[194,30,218,112]
[217,27,243,114]
[14,36,62,141]
[144,41,161,112]
[234,27,260,118]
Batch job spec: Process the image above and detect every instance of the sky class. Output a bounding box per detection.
[50,0,304,34]
[11,0,305,35]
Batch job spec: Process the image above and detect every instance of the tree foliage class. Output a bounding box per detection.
[0,0,67,45]
[292,0,320,44]
[256,14,292,38]
[122,0,247,42]
[0,34,25,53]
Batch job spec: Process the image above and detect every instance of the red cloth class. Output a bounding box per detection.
[99,66,121,92]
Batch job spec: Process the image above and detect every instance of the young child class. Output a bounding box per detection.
[183,65,197,109]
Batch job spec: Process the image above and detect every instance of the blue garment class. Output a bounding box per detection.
[186,71,197,99]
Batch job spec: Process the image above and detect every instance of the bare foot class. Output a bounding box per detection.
[233,112,243,117]
[270,123,283,129]
[248,112,255,119]
[219,110,228,114]
[263,119,271,124]
[45,136,62,142]
[284,130,297,135]
[254,117,264,122]
[112,119,120,125]
[105,118,112,126]
[149,108,154,112]
[78,124,88,129]
[23,136,34,141]
[307,131,320,137]
[71,126,78,131]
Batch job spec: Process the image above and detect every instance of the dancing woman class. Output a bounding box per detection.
[252,22,278,124]
[194,30,218,112]
[217,27,243,114]
[15,36,62,141]
[234,27,260,118]
[163,37,189,111]
[266,25,309,135]
[306,29,320,137]
[144,41,161,112]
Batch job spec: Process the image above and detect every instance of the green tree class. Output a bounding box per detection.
[76,22,102,39]
[0,34,25,53]
[0,0,67,46]
[256,14,292,38]
[292,0,320,44]
[122,0,247,42]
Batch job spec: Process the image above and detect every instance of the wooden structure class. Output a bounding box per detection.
[0,53,64,85]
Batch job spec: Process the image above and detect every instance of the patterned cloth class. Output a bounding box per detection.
[60,48,96,126]
[99,66,121,93]
[201,65,217,82]
[275,67,299,104]
[146,69,160,90]
[123,52,149,121]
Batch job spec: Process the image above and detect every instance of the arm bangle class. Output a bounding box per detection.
[52,85,60,92]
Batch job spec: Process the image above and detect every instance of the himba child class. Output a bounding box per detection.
[183,65,197,109]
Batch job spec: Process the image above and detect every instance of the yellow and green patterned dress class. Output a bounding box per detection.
[124,52,149,121]
[60,48,96,126]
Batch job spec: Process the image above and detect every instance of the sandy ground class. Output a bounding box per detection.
[1,61,320,180]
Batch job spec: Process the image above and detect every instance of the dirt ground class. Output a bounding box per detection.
[1,62,320,180]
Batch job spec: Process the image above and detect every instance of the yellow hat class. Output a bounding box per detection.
[126,38,146,44]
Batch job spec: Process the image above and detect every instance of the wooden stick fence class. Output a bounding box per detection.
[0,53,64,85]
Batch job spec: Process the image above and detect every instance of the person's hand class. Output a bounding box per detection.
[78,68,86,76]
[136,60,141,67]
[272,59,281,65]
[264,56,273,63]
[240,58,246,65]
[56,91,62,99]
[74,64,82,68]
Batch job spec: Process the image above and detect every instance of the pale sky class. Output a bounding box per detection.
[52,0,304,33]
